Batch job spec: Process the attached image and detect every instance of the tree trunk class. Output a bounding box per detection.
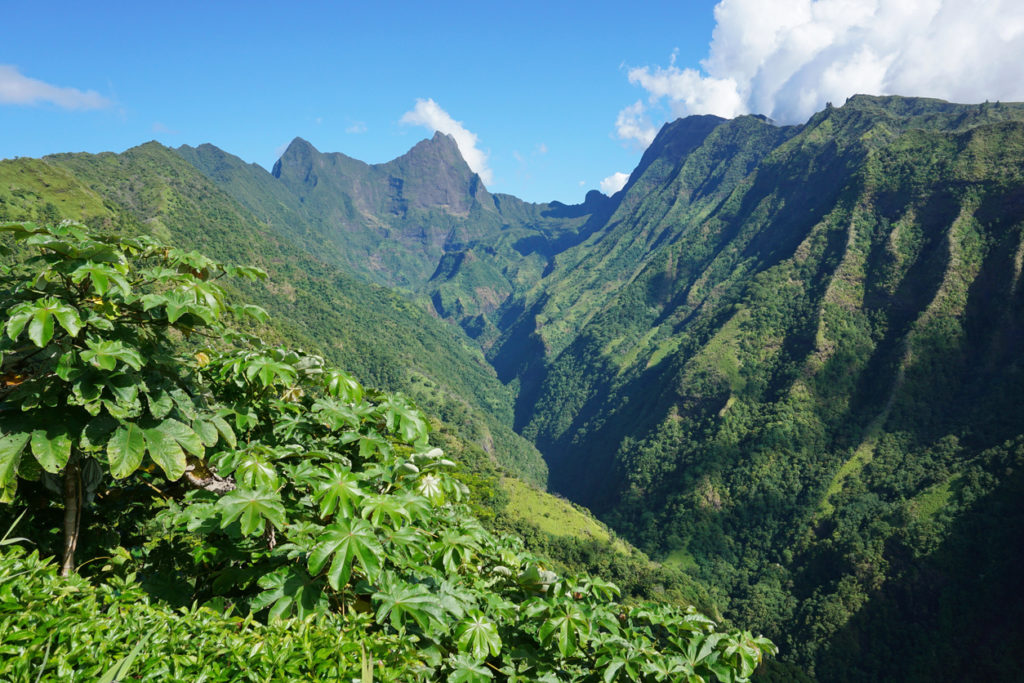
[60,458,82,577]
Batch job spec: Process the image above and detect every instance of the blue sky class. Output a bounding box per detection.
[3,1,1024,203]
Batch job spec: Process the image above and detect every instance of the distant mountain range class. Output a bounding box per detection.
[3,94,1023,680]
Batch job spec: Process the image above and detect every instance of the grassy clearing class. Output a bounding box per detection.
[502,477,631,553]
[906,474,960,522]
[662,547,698,571]
[819,437,877,519]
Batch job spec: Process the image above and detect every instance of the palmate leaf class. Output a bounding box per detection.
[251,565,328,621]
[456,611,502,660]
[372,577,445,631]
[242,355,296,388]
[537,601,591,658]
[446,654,494,683]
[360,493,412,528]
[69,261,131,298]
[314,465,365,518]
[324,369,363,403]
[308,517,382,590]
[5,298,81,347]
[233,451,279,490]
[81,339,143,372]
[217,486,286,536]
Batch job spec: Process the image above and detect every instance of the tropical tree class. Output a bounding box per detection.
[0,220,263,574]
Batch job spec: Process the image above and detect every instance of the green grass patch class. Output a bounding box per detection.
[819,438,876,519]
[662,547,698,572]
[906,474,961,522]
[502,477,631,553]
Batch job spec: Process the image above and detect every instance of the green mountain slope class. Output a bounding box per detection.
[178,136,613,346]
[484,95,1024,678]
[0,143,548,485]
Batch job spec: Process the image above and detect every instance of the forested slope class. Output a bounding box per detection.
[485,96,1024,678]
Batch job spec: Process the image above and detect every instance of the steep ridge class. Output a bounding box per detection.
[485,96,1024,677]
[179,137,612,345]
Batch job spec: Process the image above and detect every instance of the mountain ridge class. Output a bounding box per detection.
[68,94,1024,679]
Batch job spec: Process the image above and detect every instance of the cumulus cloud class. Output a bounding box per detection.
[617,0,1024,138]
[615,100,659,147]
[600,172,630,195]
[0,65,110,109]
[400,98,493,184]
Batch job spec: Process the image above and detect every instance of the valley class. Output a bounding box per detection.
[3,94,1023,679]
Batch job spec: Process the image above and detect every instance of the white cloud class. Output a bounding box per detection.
[152,122,179,134]
[615,100,658,146]
[617,0,1024,137]
[536,142,548,155]
[400,98,493,184]
[600,172,630,195]
[0,65,110,109]
[345,121,367,134]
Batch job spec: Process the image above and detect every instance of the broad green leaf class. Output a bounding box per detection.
[27,302,56,347]
[144,425,186,480]
[192,418,219,447]
[53,306,82,339]
[217,487,286,536]
[0,432,30,486]
[372,578,445,631]
[30,428,73,473]
[252,566,328,621]
[79,416,118,451]
[103,372,140,407]
[156,418,205,457]
[210,414,236,448]
[81,339,143,371]
[107,424,147,479]
[325,370,363,403]
[4,308,32,341]
[234,452,279,490]
[147,387,174,420]
[445,654,493,683]
[308,518,382,590]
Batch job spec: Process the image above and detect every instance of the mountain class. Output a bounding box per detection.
[483,95,1024,678]
[8,95,1024,679]
[176,97,1024,677]
[178,135,614,345]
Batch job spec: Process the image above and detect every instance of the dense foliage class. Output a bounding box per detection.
[0,222,774,681]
